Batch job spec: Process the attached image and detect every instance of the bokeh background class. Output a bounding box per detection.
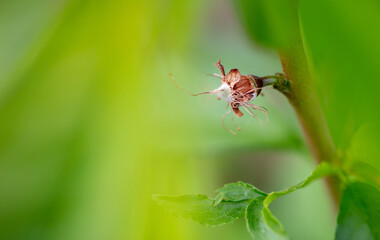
[4,0,380,239]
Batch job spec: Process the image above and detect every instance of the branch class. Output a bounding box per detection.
[274,39,341,208]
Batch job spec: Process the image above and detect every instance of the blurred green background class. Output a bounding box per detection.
[4,0,380,239]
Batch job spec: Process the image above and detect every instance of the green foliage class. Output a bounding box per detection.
[154,162,336,239]
[214,181,266,206]
[235,0,298,48]
[152,194,249,227]
[336,181,380,240]
[299,0,380,161]
[345,124,380,184]
[246,196,287,240]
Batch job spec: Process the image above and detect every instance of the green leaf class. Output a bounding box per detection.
[214,181,267,206]
[235,0,298,48]
[265,162,337,205]
[246,196,288,240]
[153,194,248,227]
[346,124,380,183]
[153,163,337,235]
[244,163,335,240]
[299,0,380,151]
[335,181,380,240]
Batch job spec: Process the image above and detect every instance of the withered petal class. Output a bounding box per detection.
[233,75,251,90]
[225,69,241,85]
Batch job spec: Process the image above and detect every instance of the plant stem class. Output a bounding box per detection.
[276,39,341,209]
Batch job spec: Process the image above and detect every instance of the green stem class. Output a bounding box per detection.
[275,39,341,208]
[258,73,290,91]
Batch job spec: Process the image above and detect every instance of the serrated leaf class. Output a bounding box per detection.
[335,181,380,240]
[214,181,267,206]
[246,196,288,240]
[153,194,248,227]
[265,162,337,205]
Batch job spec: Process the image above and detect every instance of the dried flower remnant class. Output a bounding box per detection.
[170,60,278,133]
